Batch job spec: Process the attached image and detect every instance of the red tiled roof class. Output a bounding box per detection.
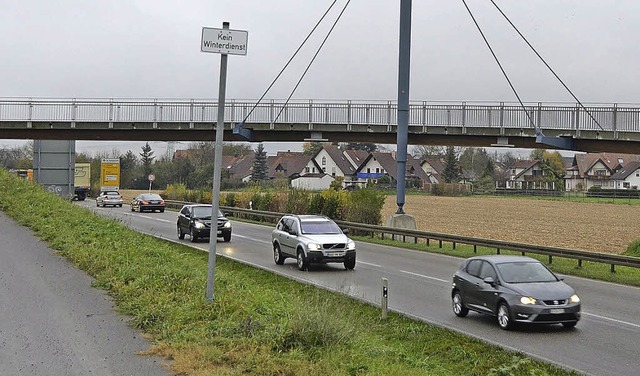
[267,152,313,178]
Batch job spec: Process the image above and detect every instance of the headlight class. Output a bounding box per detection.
[347,239,355,250]
[570,294,580,303]
[520,296,537,305]
[223,221,231,228]
[194,221,205,229]
[307,243,321,251]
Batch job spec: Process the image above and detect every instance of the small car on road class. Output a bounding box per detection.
[451,255,581,330]
[96,190,123,207]
[131,193,166,213]
[177,204,231,242]
[271,214,356,271]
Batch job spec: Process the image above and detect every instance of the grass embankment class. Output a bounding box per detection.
[0,171,575,376]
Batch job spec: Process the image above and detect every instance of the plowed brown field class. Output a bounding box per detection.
[382,195,639,254]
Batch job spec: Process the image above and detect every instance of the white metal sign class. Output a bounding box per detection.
[201,27,248,55]
[148,174,156,181]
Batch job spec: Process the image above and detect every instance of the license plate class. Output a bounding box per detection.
[549,308,565,314]
[326,252,343,257]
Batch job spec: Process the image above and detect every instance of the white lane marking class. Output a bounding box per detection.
[138,215,172,223]
[582,312,640,329]
[400,270,449,283]
[358,261,381,268]
[232,233,271,245]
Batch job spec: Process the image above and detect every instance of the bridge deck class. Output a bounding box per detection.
[1,99,639,153]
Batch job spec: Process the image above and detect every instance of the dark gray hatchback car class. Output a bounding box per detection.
[451,255,581,330]
[176,204,231,243]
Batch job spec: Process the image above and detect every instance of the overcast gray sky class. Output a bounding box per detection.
[2,0,639,155]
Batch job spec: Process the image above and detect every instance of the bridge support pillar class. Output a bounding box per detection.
[386,213,416,242]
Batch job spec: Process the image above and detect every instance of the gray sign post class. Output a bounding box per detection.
[201,22,248,301]
[33,140,76,199]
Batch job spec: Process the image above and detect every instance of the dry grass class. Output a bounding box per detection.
[382,195,639,254]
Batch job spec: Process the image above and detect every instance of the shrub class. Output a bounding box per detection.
[308,193,325,215]
[320,189,347,219]
[343,187,386,226]
[285,188,310,214]
[329,177,343,191]
[224,192,236,207]
[431,182,445,196]
[626,239,640,257]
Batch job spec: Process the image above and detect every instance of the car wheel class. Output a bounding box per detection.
[118,204,122,207]
[131,205,135,212]
[96,201,100,207]
[190,227,198,242]
[160,209,165,213]
[223,233,231,242]
[452,290,469,317]
[177,225,185,240]
[296,249,308,271]
[344,257,356,270]
[562,321,578,329]
[273,244,285,265]
[497,302,513,330]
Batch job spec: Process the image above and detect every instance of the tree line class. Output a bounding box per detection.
[0,141,566,192]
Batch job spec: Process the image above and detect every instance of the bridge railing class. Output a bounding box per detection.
[1,98,639,132]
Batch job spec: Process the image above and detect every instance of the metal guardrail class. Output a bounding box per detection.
[165,200,640,272]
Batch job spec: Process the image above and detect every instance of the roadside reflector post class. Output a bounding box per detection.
[381,278,389,319]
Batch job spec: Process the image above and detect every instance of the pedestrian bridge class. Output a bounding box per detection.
[1,98,639,153]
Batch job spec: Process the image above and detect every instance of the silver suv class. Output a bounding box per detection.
[272,215,356,270]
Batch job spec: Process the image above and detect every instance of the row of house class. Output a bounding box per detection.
[501,152,640,191]
[177,147,640,191]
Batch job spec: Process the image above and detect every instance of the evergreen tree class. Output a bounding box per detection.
[442,146,461,183]
[139,142,155,176]
[119,150,138,189]
[251,143,268,181]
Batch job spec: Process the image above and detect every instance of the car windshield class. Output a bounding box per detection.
[496,261,558,283]
[191,206,223,219]
[102,191,119,196]
[300,220,342,234]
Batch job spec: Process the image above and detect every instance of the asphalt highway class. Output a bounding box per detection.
[65,203,640,375]
[0,211,169,376]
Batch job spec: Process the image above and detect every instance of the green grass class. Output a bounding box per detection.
[0,170,578,375]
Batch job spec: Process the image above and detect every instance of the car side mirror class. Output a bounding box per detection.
[342,228,349,235]
[483,277,496,285]
[289,229,298,236]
